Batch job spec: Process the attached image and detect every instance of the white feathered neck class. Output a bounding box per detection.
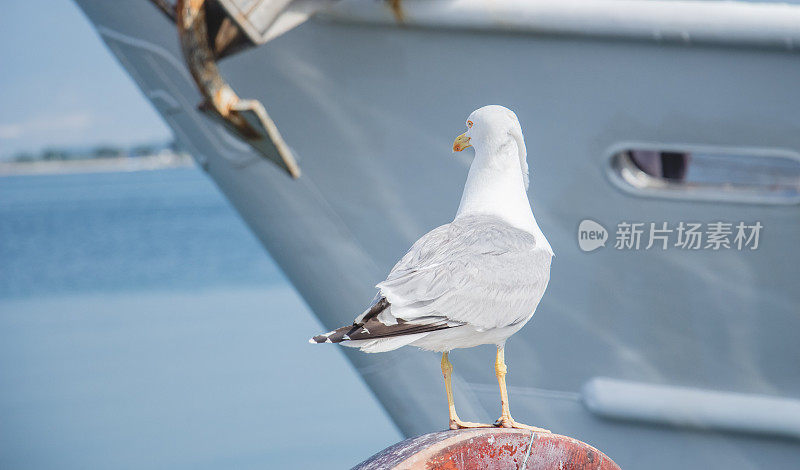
[455,124,552,255]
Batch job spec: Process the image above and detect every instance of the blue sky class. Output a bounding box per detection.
[0,1,171,160]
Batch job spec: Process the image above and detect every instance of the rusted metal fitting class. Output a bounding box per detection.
[388,0,404,23]
[176,0,301,177]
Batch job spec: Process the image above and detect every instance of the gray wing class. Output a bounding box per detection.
[376,214,552,330]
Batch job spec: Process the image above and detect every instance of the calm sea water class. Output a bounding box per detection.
[0,168,401,469]
[0,169,284,298]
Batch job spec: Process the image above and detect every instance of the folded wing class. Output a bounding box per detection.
[377,214,551,331]
[310,214,551,349]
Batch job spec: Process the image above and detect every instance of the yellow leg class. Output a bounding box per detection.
[441,352,491,430]
[494,346,551,433]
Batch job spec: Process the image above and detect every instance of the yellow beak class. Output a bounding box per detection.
[452,132,472,152]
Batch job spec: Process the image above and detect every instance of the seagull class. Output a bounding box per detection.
[310,105,553,431]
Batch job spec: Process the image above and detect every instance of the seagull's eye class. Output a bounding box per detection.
[467,121,473,128]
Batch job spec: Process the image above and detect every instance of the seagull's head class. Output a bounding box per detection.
[453,105,529,189]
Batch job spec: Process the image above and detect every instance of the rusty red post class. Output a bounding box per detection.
[354,428,620,470]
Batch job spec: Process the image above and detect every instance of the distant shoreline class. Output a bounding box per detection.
[0,153,194,176]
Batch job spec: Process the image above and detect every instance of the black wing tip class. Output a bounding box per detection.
[309,325,358,344]
[309,333,334,344]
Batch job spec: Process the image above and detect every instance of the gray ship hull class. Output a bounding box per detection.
[75,1,800,467]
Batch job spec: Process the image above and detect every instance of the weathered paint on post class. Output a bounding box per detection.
[354,428,620,470]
